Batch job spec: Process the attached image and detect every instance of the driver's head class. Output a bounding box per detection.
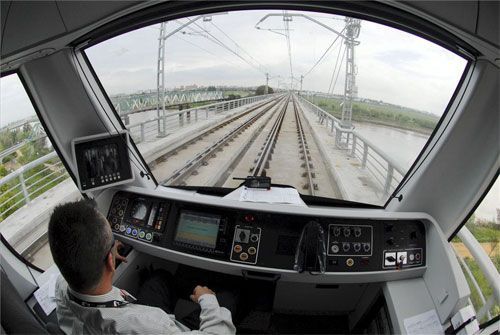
[48,199,114,292]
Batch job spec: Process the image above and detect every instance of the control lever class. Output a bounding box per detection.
[397,254,406,270]
[293,221,326,273]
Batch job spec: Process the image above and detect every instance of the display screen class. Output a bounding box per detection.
[83,144,120,179]
[131,199,149,222]
[175,211,220,249]
[74,132,133,191]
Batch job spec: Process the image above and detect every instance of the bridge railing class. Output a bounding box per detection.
[0,94,277,220]
[299,97,405,196]
[127,94,275,143]
[0,152,69,221]
[452,226,500,322]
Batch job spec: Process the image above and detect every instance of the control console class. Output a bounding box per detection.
[108,194,169,244]
[107,191,426,273]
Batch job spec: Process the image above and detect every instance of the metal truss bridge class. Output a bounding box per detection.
[110,89,225,115]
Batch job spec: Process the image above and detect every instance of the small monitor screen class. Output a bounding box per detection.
[73,132,133,192]
[175,211,220,249]
[84,144,120,179]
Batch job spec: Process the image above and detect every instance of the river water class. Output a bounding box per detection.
[353,122,498,222]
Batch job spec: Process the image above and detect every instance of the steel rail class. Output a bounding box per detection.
[161,96,285,185]
[152,95,284,164]
[292,97,316,195]
[251,95,289,177]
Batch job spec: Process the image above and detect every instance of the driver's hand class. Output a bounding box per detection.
[115,240,128,264]
[190,285,215,303]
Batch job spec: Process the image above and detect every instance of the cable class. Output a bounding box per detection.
[209,21,268,73]
[189,21,266,75]
[327,42,345,94]
[172,21,244,69]
[330,46,346,95]
[302,27,345,78]
[172,33,240,68]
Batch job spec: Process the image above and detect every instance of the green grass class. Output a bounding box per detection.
[452,216,500,243]
[467,224,500,243]
[309,96,439,134]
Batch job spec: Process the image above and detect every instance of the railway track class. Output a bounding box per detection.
[223,94,340,198]
[250,98,288,177]
[292,96,317,195]
[157,93,340,198]
[157,95,286,185]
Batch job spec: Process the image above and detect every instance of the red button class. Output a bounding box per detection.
[244,214,254,222]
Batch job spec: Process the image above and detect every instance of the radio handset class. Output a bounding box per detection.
[293,221,326,274]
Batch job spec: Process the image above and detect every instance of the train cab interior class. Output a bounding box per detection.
[1,1,499,334]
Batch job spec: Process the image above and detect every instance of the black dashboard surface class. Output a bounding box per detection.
[107,191,426,273]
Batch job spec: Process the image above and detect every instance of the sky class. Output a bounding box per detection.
[1,10,496,221]
[84,10,467,116]
[1,10,467,127]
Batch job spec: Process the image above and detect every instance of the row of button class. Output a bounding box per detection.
[100,172,121,182]
[331,242,371,253]
[233,244,256,255]
[116,224,153,242]
[332,226,362,238]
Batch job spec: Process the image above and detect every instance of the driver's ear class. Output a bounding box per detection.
[105,251,115,272]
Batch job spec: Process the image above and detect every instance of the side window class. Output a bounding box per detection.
[452,177,499,322]
[0,74,81,270]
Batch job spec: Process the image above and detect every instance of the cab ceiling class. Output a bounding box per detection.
[0,1,141,59]
[1,1,498,66]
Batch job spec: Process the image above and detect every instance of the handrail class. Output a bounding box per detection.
[0,151,65,220]
[457,227,500,303]
[452,245,491,320]
[126,94,279,143]
[0,151,58,185]
[0,94,278,220]
[298,96,406,196]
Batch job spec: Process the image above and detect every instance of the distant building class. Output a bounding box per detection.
[496,208,500,224]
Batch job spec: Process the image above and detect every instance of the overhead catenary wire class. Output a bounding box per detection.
[302,27,346,78]
[184,20,267,75]
[327,43,346,95]
[174,19,258,72]
[209,21,269,74]
[172,30,241,68]
[330,47,346,95]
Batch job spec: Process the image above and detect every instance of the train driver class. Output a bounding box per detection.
[48,199,236,334]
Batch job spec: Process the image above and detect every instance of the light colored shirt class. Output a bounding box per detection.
[55,276,236,334]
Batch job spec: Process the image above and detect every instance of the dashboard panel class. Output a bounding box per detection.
[107,191,426,273]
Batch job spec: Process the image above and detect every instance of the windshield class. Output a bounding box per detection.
[85,9,467,206]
